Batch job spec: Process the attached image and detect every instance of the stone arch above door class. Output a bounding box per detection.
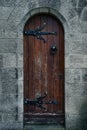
[18,7,69,38]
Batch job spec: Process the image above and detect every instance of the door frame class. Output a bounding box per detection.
[17,7,69,128]
[23,13,65,125]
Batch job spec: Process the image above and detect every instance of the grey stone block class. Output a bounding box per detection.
[3,53,16,68]
[66,96,87,114]
[0,68,18,80]
[2,78,18,95]
[0,39,17,53]
[0,0,19,7]
[80,21,87,33]
[9,6,28,22]
[18,54,23,68]
[82,34,87,53]
[68,8,78,21]
[66,83,87,97]
[0,68,18,88]
[69,40,87,55]
[0,55,3,69]
[76,0,87,15]
[81,7,87,21]
[0,29,5,38]
[3,20,18,38]
[0,113,2,121]
[18,93,23,115]
[65,40,69,55]
[17,38,23,54]
[69,54,84,68]
[2,113,17,122]
[0,122,23,130]
[0,19,6,30]
[17,0,31,8]
[67,0,77,7]
[38,0,61,10]
[60,2,77,21]
[4,29,18,39]
[0,94,17,112]
[18,68,23,81]
[39,8,49,13]
[69,31,82,42]
[6,19,18,33]
[0,106,17,119]
[84,55,87,67]
[67,0,87,16]
[69,15,81,34]
[73,0,87,16]
[0,68,18,101]
[17,113,23,123]
[0,7,13,19]
[0,20,6,38]
[59,4,68,20]
[65,69,82,83]
[65,55,70,68]
[0,81,2,95]
[76,0,87,9]
[47,0,61,9]
[82,68,87,82]
[66,113,87,130]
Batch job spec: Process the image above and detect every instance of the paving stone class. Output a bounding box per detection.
[24,124,64,130]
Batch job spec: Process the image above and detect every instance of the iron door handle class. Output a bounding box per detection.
[50,45,57,55]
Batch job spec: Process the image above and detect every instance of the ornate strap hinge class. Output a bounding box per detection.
[24,93,58,111]
[23,23,57,43]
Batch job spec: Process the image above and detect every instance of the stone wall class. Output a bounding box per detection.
[0,0,87,130]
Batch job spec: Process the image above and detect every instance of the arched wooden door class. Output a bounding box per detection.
[23,14,65,125]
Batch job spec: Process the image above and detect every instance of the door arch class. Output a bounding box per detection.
[23,14,65,125]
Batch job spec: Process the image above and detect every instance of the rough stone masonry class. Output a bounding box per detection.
[0,0,87,130]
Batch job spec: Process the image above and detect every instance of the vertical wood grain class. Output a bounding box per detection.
[24,14,64,124]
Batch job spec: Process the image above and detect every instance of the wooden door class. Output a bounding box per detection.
[23,14,64,125]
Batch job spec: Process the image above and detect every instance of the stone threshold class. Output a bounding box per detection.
[23,124,65,130]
